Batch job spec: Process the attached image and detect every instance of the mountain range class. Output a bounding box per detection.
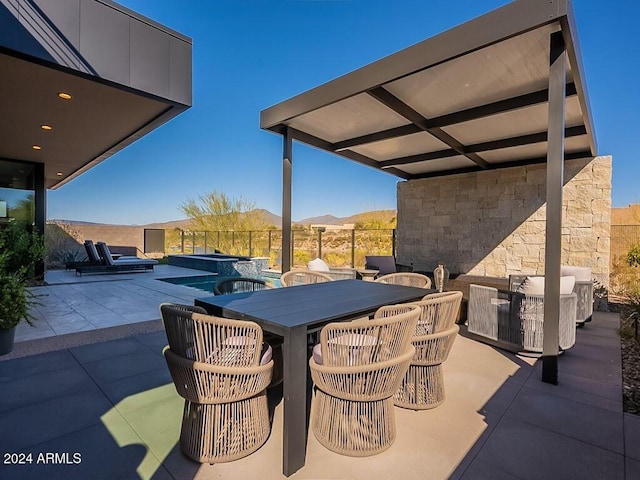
[50,209,397,229]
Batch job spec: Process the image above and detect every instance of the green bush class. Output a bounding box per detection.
[0,221,44,282]
[0,221,44,330]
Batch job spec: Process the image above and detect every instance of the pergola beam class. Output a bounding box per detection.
[332,83,578,151]
[380,125,586,168]
[367,87,490,169]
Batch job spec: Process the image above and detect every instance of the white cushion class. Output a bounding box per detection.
[516,276,575,295]
[307,257,330,272]
[561,266,591,282]
[312,333,378,366]
[312,343,324,365]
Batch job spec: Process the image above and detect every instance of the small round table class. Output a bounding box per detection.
[357,269,379,282]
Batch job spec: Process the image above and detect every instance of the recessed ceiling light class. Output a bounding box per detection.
[58,92,72,100]
[56,172,63,176]
[41,124,52,130]
[32,145,42,150]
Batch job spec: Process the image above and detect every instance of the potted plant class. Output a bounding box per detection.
[0,221,44,355]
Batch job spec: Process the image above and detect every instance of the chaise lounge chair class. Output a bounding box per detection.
[65,240,103,270]
[75,242,158,275]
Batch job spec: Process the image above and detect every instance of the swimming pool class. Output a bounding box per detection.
[159,275,280,294]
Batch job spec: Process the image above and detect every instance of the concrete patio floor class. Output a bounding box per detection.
[0,268,637,479]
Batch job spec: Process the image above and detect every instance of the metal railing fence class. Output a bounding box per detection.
[166,228,397,268]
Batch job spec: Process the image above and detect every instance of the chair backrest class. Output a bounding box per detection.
[405,291,463,335]
[84,240,102,263]
[364,255,397,276]
[280,269,334,287]
[319,305,420,367]
[160,302,265,367]
[375,272,432,289]
[95,242,115,266]
[214,277,267,295]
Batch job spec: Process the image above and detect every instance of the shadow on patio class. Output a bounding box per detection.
[1,309,636,480]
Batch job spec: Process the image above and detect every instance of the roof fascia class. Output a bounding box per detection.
[561,1,597,155]
[260,0,565,130]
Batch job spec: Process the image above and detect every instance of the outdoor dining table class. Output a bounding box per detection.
[195,278,431,476]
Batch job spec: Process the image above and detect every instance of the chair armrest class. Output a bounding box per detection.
[309,346,415,401]
[164,349,272,403]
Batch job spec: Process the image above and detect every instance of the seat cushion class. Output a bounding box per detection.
[312,333,378,365]
[307,257,330,272]
[208,336,273,365]
[516,275,576,295]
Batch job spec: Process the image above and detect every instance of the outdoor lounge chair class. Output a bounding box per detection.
[160,303,273,463]
[509,266,594,325]
[364,255,412,277]
[467,277,577,354]
[309,304,419,456]
[65,240,103,270]
[75,242,157,275]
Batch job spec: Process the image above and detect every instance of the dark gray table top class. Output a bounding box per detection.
[195,279,430,332]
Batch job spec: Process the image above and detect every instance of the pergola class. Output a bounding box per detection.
[260,0,598,384]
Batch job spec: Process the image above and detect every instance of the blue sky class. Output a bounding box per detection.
[47,0,640,225]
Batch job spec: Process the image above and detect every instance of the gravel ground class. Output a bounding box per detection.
[610,299,640,414]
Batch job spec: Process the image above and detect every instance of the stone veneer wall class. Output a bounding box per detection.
[396,156,611,287]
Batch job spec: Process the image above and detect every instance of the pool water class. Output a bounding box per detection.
[159,275,280,293]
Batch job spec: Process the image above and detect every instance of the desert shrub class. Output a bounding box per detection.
[324,252,349,267]
[44,223,85,269]
[293,250,311,267]
[628,244,640,267]
[610,253,640,296]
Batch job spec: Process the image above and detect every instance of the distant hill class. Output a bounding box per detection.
[50,209,397,229]
[296,214,341,225]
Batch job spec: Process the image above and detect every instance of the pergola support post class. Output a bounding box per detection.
[542,31,567,385]
[282,127,293,273]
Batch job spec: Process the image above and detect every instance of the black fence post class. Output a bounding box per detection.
[318,227,325,259]
[351,229,356,267]
[392,229,397,257]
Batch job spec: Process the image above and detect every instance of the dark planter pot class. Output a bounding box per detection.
[0,326,17,356]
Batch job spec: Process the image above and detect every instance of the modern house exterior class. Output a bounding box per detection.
[0,0,192,235]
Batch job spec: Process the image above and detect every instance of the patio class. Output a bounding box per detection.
[0,267,638,479]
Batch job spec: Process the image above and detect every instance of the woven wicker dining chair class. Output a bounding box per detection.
[280,269,334,287]
[309,305,420,456]
[377,292,462,410]
[213,277,267,295]
[374,272,432,289]
[160,303,273,463]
